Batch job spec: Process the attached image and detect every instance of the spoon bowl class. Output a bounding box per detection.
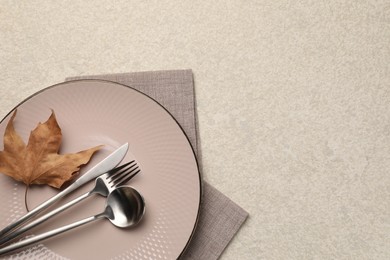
[106,186,145,228]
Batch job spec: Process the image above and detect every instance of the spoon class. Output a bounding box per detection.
[0,186,145,256]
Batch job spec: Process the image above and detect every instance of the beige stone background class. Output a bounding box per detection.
[1,1,389,259]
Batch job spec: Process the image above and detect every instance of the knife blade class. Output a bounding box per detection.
[0,142,129,238]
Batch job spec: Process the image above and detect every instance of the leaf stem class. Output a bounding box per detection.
[24,185,30,212]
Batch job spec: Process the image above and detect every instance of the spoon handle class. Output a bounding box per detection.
[0,190,94,245]
[0,184,78,239]
[0,213,105,256]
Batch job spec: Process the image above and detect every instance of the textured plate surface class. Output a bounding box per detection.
[0,80,201,259]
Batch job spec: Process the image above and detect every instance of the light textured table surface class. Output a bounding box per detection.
[1,1,389,259]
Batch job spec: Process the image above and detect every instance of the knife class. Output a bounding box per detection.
[0,142,129,238]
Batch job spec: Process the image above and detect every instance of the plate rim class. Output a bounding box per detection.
[0,79,203,259]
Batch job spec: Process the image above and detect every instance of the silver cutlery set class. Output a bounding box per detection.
[0,143,145,255]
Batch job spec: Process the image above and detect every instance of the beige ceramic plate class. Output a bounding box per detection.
[0,80,201,259]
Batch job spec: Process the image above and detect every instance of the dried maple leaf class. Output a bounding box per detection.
[0,110,102,189]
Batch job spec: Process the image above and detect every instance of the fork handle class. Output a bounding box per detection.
[0,213,105,256]
[0,190,94,245]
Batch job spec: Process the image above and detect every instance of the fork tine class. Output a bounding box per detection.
[107,160,134,175]
[116,169,141,186]
[108,161,136,181]
[111,166,140,187]
[109,164,138,184]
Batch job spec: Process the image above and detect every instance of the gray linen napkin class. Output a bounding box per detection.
[67,69,248,260]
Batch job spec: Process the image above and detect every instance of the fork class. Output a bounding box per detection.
[0,160,141,245]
